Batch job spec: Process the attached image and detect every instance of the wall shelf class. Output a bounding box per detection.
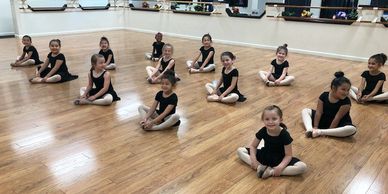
[266,3,388,27]
[225,8,265,19]
[172,10,211,15]
[79,3,110,10]
[27,4,67,12]
[274,16,355,25]
[130,7,160,12]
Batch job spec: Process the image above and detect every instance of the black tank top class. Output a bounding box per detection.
[91,70,120,101]
[159,58,175,72]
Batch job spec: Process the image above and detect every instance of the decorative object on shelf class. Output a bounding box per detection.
[171,3,177,10]
[171,2,212,16]
[267,4,367,25]
[282,11,295,16]
[301,10,312,17]
[347,9,358,20]
[130,1,160,12]
[142,1,149,8]
[225,8,266,18]
[232,7,240,14]
[194,5,204,12]
[153,4,161,9]
[332,9,358,20]
[381,17,388,27]
[333,11,347,19]
[204,4,211,12]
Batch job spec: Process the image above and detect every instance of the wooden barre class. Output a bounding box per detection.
[267,5,356,9]
[267,4,388,11]
[152,0,221,5]
[267,15,388,24]
[358,7,388,11]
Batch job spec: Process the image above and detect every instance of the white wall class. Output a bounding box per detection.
[19,11,124,36]
[124,10,387,61]
[12,3,387,61]
[0,0,15,36]
[14,8,125,36]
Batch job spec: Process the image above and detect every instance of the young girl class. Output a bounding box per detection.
[237,105,307,179]
[138,69,181,131]
[145,32,165,62]
[349,53,387,103]
[186,33,216,73]
[205,51,246,103]
[302,72,357,138]
[30,39,78,83]
[99,37,116,70]
[74,54,120,106]
[10,35,42,67]
[258,44,295,86]
[146,43,179,84]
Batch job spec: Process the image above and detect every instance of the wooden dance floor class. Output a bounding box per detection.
[0,30,387,193]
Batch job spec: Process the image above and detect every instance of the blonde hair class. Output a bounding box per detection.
[162,43,174,54]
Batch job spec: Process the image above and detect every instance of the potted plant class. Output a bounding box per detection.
[347,9,358,20]
[381,16,388,27]
[194,5,204,12]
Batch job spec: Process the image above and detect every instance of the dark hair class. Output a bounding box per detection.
[162,43,174,53]
[22,35,31,41]
[276,44,288,55]
[261,105,287,129]
[331,71,351,90]
[220,51,236,60]
[155,32,163,39]
[162,69,177,86]
[370,53,387,65]
[49,39,61,47]
[100,36,110,47]
[202,33,212,42]
[90,54,105,70]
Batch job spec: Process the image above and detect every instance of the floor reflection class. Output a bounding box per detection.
[48,148,97,185]
[12,126,54,150]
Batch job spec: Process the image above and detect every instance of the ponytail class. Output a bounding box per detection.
[280,123,288,129]
[276,43,288,55]
[100,36,110,47]
[370,53,387,65]
[90,54,104,71]
[49,39,61,47]
[331,71,351,90]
